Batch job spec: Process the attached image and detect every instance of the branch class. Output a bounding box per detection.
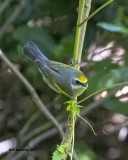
[3,122,80,160]
[21,120,52,144]
[0,50,64,138]
[6,92,112,160]
[60,0,92,159]
[5,128,58,160]
[0,0,29,40]
[19,111,40,137]
[0,0,12,15]
[3,89,115,160]
[61,111,76,159]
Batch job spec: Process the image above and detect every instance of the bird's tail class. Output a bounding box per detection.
[23,41,48,62]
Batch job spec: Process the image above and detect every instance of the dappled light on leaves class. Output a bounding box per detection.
[0,138,16,155]
[87,41,125,66]
[107,148,121,160]
[27,17,52,28]
[115,86,128,102]
[115,86,128,97]
[94,91,108,101]
[88,42,114,61]
[118,127,128,141]
[111,48,125,66]
[120,97,128,102]
[102,113,128,135]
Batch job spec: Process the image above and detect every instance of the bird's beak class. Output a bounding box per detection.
[83,82,88,88]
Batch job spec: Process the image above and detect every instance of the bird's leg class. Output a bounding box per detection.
[69,59,80,67]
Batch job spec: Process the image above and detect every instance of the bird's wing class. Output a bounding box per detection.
[46,60,75,73]
[36,60,57,80]
[36,60,62,93]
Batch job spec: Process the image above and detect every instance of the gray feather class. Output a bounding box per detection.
[23,41,48,62]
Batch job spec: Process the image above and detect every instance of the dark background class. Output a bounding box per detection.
[0,0,128,159]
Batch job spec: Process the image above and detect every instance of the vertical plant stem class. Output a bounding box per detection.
[73,0,91,68]
[73,0,86,65]
[61,110,75,160]
[78,0,114,27]
[71,103,76,160]
[72,0,91,159]
[61,0,92,160]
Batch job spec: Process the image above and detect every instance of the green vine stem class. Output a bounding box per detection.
[53,0,115,159]
[61,104,76,160]
[61,0,92,160]
[52,0,116,159]
[78,0,114,27]
[73,0,91,69]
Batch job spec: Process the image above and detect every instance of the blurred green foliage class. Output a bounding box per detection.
[0,0,128,160]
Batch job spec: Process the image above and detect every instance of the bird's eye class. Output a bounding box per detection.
[76,80,82,85]
[76,79,88,87]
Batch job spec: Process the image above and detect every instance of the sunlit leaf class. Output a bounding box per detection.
[52,150,65,160]
[97,22,128,35]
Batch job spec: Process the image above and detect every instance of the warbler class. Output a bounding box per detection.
[23,42,88,98]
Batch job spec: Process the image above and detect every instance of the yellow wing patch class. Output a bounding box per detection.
[54,83,69,96]
[60,63,80,71]
[79,75,87,83]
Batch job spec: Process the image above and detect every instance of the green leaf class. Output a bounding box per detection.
[74,104,83,116]
[57,143,68,153]
[65,100,74,112]
[103,98,128,116]
[52,143,68,160]
[97,22,128,35]
[52,150,65,160]
[64,101,73,105]
[53,33,74,60]
[13,26,56,56]
[67,105,71,112]
[87,66,128,95]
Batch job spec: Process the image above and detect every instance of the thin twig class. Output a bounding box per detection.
[79,88,121,117]
[0,0,12,15]
[0,0,29,40]
[19,111,40,137]
[0,50,64,138]
[78,0,114,27]
[21,114,64,144]
[77,82,128,105]
[21,121,52,144]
